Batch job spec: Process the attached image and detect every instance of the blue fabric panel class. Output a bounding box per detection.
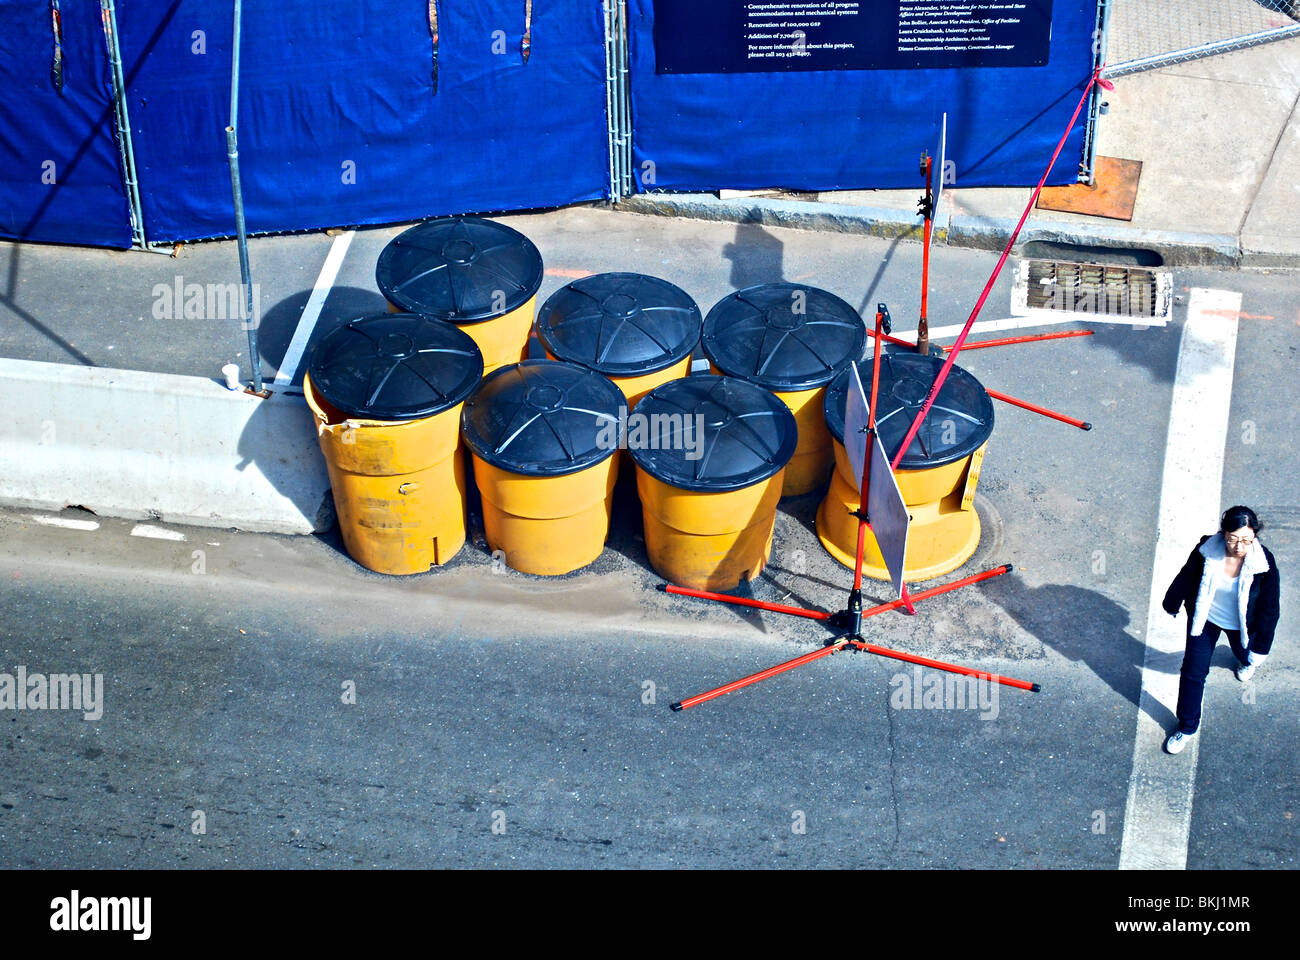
[0,1,133,247]
[117,1,610,243]
[627,0,1098,192]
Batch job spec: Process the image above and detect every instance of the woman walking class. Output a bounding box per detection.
[1161,506,1281,754]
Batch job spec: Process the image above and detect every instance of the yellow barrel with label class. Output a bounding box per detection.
[702,283,866,498]
[304,314,483,575]
[535,272,702,408]
[461,360,625,576]
[817,353,994,581]
[376,216,543,376]
[631,375,797,591]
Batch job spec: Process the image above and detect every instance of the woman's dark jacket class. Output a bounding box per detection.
[1162,533,1281,654]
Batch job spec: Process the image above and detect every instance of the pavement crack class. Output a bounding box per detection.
[884,689,901,855]
[1239,81,1300,239]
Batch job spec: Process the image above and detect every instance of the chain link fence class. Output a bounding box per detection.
[1104,0,1300,76]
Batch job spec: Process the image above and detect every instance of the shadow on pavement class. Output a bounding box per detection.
[984,576,1179,730]
[982,574,1190,723]
[723,223,785,290]
[256,285,390,386]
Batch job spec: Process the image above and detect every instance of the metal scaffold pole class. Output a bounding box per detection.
[100,0,150,250]
[225,0,264,393]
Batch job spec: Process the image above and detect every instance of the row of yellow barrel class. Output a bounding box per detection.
[304,215,994,590]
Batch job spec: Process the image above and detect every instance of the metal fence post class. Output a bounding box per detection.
[603,0,633,202]
[1081,0,1112,185]
[99,0,149,250]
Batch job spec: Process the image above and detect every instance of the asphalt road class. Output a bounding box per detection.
[0,211,1296,869]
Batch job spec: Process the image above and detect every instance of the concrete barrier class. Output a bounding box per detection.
[0,358,333,534]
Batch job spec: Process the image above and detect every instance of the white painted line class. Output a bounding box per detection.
[273,229,355,386]
[1118,287,1241,871]
[892,315,1078,342]
[130,524,187,542]
[28,514,99,531]
[1008,306,1169,328]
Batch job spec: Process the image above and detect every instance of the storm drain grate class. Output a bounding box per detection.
[1011,259,1172,325]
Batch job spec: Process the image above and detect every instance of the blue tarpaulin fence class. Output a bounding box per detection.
[0,1,132,247]
[115,0,610,244]
[1,1,1099,249]
[626,0,1099,193]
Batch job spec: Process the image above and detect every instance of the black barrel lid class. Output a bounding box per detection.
[307,313,483,421]
[823,353,994,469]
[535,272,702,376]
[461,360,625,477]
[375,216,544,323]
[630,376,798,492]
[701,283,866,392]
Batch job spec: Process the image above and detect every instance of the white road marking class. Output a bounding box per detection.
[27,515,99,531]
[1118,287,1241,871]
[129,524,187,542]
[894,315,1078,342]
[273,229,355,386]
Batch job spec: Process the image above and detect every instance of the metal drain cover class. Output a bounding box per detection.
[1011,259,1172,325]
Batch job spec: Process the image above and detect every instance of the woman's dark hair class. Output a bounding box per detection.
[1220,505,1262,534]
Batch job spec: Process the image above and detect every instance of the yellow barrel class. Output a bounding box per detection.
[304,313,484,575]
[461,360,625,575]
[631,375,797,591]
[817,353,994,581]
[702,283,866,498]
[375,216,543,375]
[535,272,702,408]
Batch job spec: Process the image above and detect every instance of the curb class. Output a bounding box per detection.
[619,193,1279,269]
[0,358,333,535]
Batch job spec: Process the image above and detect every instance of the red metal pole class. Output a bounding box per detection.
[986,388,1092,430]
[853,310,886,594]
[856,563,1011,619]
[865,328,917,350]
[661,584,832,621]
[867,328,1095,354]
[918,154,933,357]
[960,330,1094,350]
[890,69,1107,472]
[847,641,1040,692]
[671,640,851,711]
[670,564,1016,710]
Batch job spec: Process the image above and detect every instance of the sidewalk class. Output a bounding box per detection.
[622,38,1300,268]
